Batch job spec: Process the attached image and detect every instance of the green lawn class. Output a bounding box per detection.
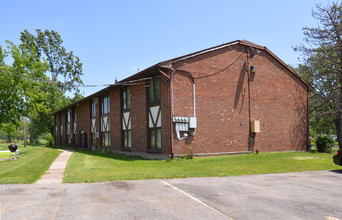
[64,150,341,183]
[0,143,62,184]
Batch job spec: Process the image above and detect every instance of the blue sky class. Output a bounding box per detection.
[1,0,330,97]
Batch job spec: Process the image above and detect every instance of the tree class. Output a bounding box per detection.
[1,122,18,143]
[20,29,83,93]
[295,64,336,137]
[295,1,342,148]
[0,41,49,124]
[0,29,84,142]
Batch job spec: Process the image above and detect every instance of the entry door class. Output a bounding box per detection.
[80,132,87,148]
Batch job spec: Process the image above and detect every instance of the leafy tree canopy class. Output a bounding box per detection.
[295,1,342,147]
[0,29,84,141]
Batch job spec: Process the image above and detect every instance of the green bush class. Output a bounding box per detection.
[45,133,54,146]
[316,135,335,153]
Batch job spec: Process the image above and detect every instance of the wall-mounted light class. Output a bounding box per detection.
[250,65,258,74]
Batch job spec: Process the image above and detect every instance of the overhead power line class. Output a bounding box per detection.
[0,69,114,87]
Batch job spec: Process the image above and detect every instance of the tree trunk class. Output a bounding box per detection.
[23,117,27,148]
[7,135,11,143]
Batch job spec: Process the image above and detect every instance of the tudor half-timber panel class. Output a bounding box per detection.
[149,105,161,128]
[101,116,110,132]
[91,118,96,133]
[73,122,77,134]
[122,112,131,130]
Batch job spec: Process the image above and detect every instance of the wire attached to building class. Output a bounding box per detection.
[194,50,244,79]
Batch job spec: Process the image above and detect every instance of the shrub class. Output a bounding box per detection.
[187,146,195,159]
[45,133,54,146]
[316,135,335,153]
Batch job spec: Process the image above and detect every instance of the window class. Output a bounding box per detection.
[122,87,131,148]
[122,87,130,110]
[149,77,160,104]
[67,135,72,145]
[101,95,111,147]
[91,100,96,117]
[101,95,110,115]
[150,128,161,150]
[67,111,71,145]
[148,77,162,150]
[123,130,131,148]
[73,109,77,145]
[67,111,71,124]
[102,132,111,147]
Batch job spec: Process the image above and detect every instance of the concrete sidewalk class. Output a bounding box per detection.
[36,149,74,184]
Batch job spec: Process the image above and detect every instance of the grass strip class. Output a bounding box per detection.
[64,150,341,183]
[0,144,62,184]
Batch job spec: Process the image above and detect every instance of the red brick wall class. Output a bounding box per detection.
[76,100,91,148]
[109,89,122,150]
[249,53,308,152]
[171,44,308,154]
[130,84,148,152]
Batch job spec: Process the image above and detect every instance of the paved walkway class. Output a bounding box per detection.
[35,149,74,184]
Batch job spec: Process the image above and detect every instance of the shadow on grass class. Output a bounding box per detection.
[44,145,150,162]
[0,142,48,148]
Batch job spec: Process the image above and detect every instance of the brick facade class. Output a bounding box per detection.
[52,40,309,158]
[130,83,148,152]
[76,100,91,148]
[171,44,308,154]
[109,89,122,150]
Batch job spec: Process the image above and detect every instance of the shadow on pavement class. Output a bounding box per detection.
[329,169,342,174]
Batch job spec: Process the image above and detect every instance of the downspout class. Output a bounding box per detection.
[169,69,175,158]
[170,68,197,137]
[158,67,174,159]
[247,47,254,153]
[166,46,259,157]
[194,47,255,156]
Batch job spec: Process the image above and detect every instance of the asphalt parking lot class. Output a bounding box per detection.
[0,170,342,220]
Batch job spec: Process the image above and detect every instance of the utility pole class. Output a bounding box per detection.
[22,116,27,148]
